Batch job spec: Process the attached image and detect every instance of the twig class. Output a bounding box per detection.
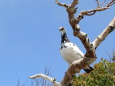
[55,0,69,8]
[100,0,106,6]
[96,0,100,7]
[74,0,114,24]
[96,0,107,7]
[107,0,115,7]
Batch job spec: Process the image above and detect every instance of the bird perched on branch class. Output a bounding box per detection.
[59,27,93,73]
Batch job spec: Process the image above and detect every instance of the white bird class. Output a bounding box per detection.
[59,27,93,73]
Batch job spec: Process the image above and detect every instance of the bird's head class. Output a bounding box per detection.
[59,27,66,34]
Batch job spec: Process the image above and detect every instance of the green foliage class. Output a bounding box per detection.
[73,58,115,86]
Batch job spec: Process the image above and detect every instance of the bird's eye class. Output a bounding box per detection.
[61,28,64,30]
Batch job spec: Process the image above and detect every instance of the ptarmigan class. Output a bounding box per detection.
[59,27,93,73]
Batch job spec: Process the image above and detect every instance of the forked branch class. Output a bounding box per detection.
[29,0,115,86]
[75,0,115,24]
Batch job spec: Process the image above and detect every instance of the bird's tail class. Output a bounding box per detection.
[83,66,94,73]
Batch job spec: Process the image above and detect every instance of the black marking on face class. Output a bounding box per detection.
[61,32,70,44]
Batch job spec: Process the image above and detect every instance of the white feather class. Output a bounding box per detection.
[60,42,84,64]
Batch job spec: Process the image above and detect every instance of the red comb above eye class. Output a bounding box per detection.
[59,27,64,28]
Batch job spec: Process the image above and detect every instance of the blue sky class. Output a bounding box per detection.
[0,0,114,86]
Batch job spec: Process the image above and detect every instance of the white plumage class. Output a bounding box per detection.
[59,27,93,73]
[60,42,84,64]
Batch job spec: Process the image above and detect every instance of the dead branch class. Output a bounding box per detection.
[29,74,62,86]
[55,0,69,8]
[74,0,115,24]
[29,0,115,86]
[88,0,115,15]
[96,0,107,7]
[92,17,115,48]
[61,57,97,85]
[71,0,79,8]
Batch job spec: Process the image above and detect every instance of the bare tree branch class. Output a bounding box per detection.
[62,57,96,85]
[106,0,115,7]
[61,17,115,86]
[96,0,100,7]
[55,0,69,8]
[71,0,79,8]
[56,0,114,85]
[29,0,115,86]
[96,0,107,7]
[74,0,115,24]
[29,74,62,86]
[83,0,115,15]
[93,17,115,48]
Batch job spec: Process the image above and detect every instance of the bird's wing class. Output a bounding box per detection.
[73,45,84,58]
